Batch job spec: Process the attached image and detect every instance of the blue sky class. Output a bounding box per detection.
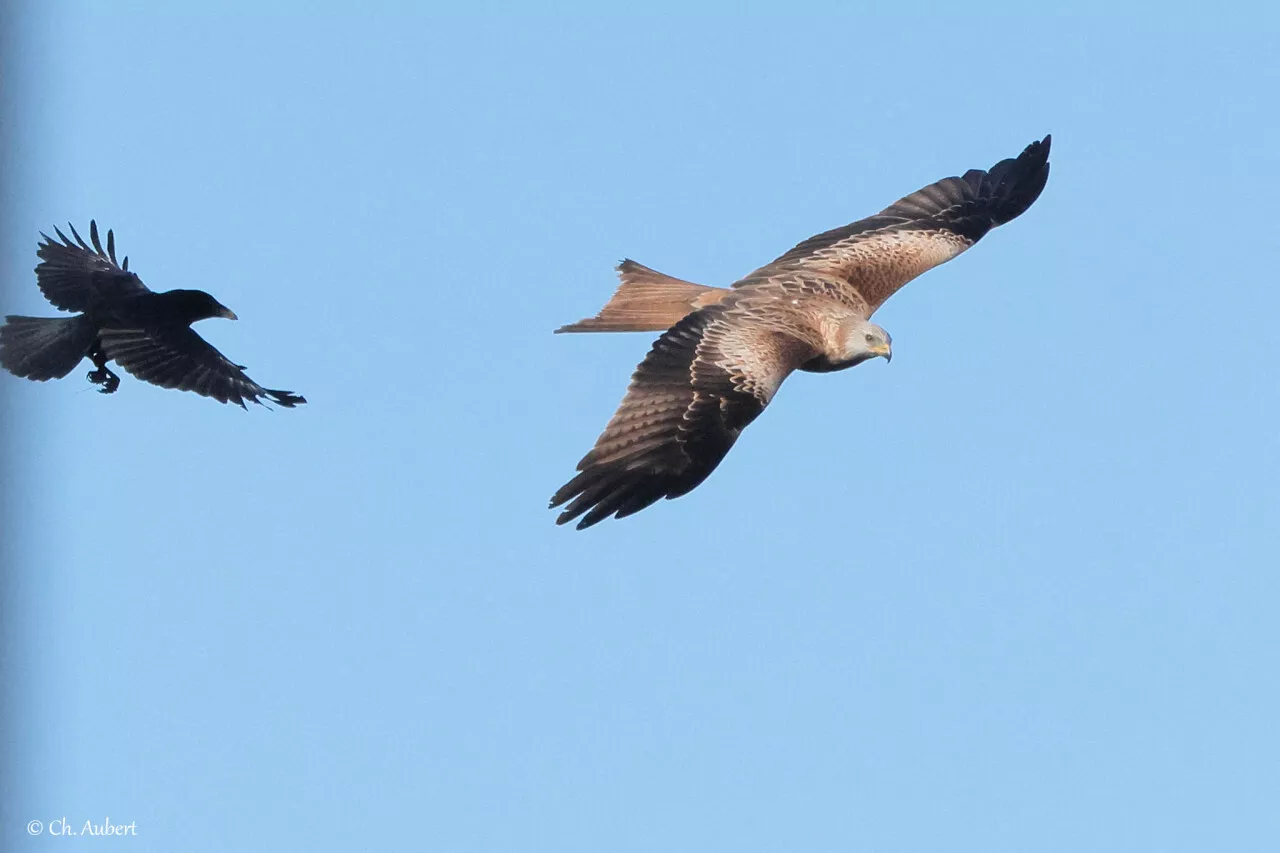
[3,3,1278,851]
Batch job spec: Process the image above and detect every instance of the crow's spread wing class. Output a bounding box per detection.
[99,325,305,408]
[35,221,150,312]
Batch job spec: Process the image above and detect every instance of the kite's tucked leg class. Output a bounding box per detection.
[86,343,120,394]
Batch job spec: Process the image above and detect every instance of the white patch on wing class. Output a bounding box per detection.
[709,323,810,405]
[795,228,972,290]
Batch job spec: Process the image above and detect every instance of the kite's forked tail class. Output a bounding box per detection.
[555,259,729,333]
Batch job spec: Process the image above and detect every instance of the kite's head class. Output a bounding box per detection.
[839,319,892,367]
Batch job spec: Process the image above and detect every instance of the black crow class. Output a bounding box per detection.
[0,221,305,408]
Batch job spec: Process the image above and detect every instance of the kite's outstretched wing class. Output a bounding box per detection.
[551,136,1051,528]
[740,135,1051,314]
[551,303,816,529]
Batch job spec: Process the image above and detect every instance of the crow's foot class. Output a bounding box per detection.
[87,366,120,394]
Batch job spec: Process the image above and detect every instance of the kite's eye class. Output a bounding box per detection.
[864,333,875,344]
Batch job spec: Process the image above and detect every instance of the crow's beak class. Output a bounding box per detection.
[218,306,239,321]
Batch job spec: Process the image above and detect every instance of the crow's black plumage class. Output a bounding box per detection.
[0,221,305,408]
